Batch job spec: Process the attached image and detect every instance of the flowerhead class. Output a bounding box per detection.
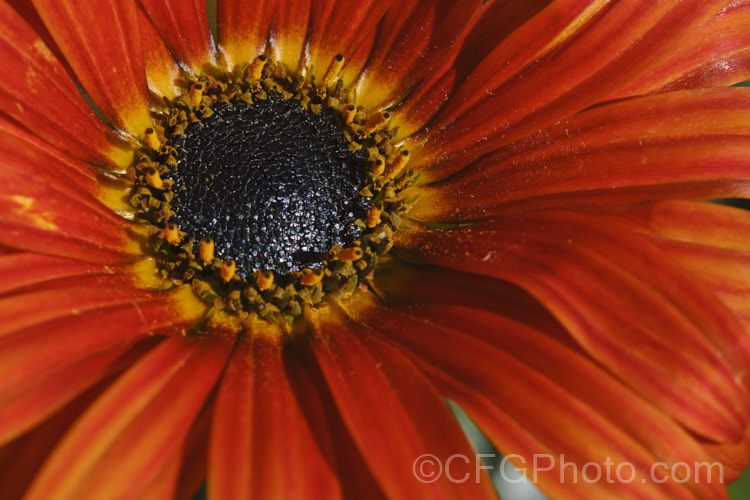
[1,1,750,499]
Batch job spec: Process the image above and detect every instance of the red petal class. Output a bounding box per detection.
[394,0,552,136]
[0,338,158,444]
[661,47,750,92]
[371,261,568,341]
[0,170,132,250]
[350,297,729,499]
[0,253,110,295]
[0,219,135,264]
[305,0,392,82]
[174,400,213,500]
[306,306,497,500]
[139,449,182,500]
[703,426,750,483]
[209,319,340,499]
[7,0,73,74]
[395,210,750,442]
[412,88,750,221]
[584,200,750,334]
[138,0,215,71]
[31,0,152,134]
[0,284,154,338]
[354,0,482,111]
[284,338,387,500]
[216,0,274,68]
[0,122,118,208]
[25,335,231,500]
[0,375,115,499]
[609,1,750,98]
[407,0,599,136]
[269,0,311,74]
[0,2,128,164]
[415,0,730,171]
[0,287,200,396]
[137,6,182,100]
[0,116,99,192]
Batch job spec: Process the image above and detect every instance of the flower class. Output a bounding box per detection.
[1,0,750,499]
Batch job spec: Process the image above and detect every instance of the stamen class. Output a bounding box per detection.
[164,222,182,245]
[145,128,161,151]
[221,260,236,282]
[189,82,205,108]
[256,270,274,291]
[247,55,267,81]
[323,54,345,89]
[371,157,385,175]
[364,112,391,134]
[367,204,383,228]
[343,104,356,125]
[301,268,324,286]
[385,150,410,179]
[337,246,363,262]
[199,238,215,265]
[145,167,163,189]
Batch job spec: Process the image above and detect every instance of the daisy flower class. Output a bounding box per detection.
[1,0,750,499]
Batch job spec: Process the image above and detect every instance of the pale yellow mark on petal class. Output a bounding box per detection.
[130,256,169,290]
[97,182,132,213]
[9,195,58,231]
[24,67,40,91]
[32,40,56,63]
[171,284,210,323]
[536,0,613,59]
[107,144,137,170]
[202,311,244,340]
[244,312,287,340]
[146,70,181,101]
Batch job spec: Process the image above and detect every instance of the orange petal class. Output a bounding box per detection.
[351,298,729,499]
[416,0,730,172]
[216,0,274,68]
[137,6,182,100]
[31,0,152,134]
[354,0,482,111]
[306,306,498,500]
[412,88,750,221]
[0,338,158,444]
[269,0,311,74]
[0,253,111,295]
[609,1,750,98]
[209,320,340,499]
[0,2,128,164]
[139,0,215,72]
[25,335,231,500]
[395,210,750,442]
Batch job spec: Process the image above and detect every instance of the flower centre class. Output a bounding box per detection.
[126,54,419,324]
[167,97,369,274]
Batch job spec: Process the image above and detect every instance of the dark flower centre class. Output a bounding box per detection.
[167,96,370,274]
[127,54,417,323]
